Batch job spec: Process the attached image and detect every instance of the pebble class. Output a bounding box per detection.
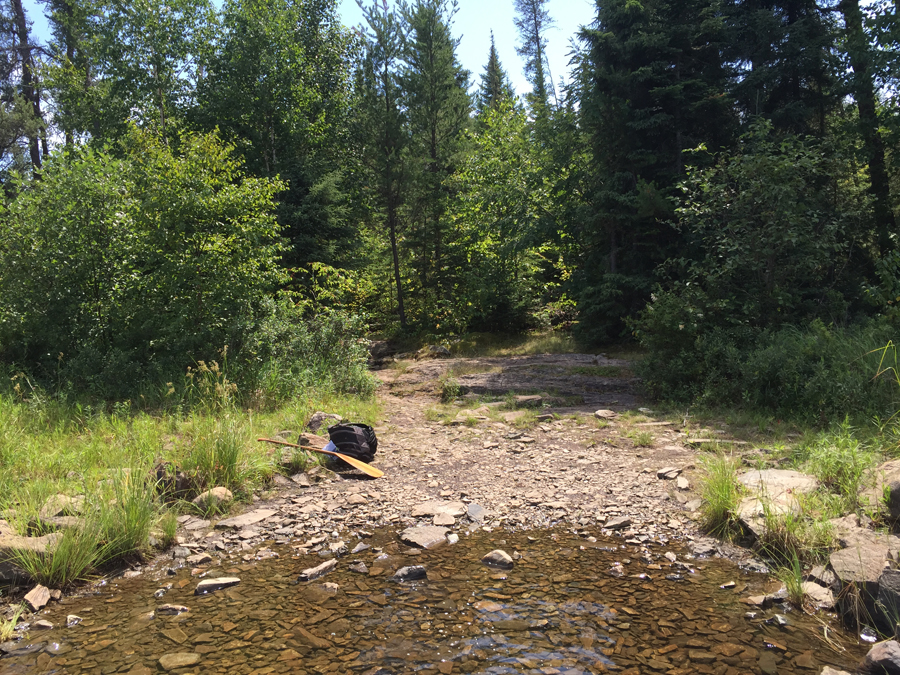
[481,549,514,569]
[194,577,240,595]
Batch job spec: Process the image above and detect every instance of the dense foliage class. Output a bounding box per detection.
[2,0,900,416]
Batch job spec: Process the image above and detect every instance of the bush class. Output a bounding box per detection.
[635,312,898,421]
[0,129,286,399]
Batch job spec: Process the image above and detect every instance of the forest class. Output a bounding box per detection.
[2,0,900,419]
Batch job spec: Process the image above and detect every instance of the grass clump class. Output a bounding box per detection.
[157,511,179,549]
[772,554,806,607]
[10,525,107,588]
[0,604,24,642]
[797,418,877,510]
[628,430,654,447]
[698,453,744,537]
[757,504,834,565]
[439,374,461,403]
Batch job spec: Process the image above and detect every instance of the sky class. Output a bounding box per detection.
[21,0,597,97]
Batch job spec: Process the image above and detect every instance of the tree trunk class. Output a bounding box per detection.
[10,0,42,172]
[841,0,896,253]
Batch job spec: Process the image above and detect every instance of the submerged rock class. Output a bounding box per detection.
[159,653,201,671]
[194,577,240,595]
[298,559,338,582]
[392,565,427,582]
[481,549,514,569]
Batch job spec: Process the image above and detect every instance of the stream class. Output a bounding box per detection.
[0,527,868,674]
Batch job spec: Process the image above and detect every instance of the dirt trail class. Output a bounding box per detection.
[364,353,700,541]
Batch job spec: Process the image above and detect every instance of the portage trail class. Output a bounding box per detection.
[363,353,702,544]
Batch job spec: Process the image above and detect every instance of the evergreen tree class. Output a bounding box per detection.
[725,0,838,135]
[400,0,470,323]
[576,0,737,342]
[357,0,409,329]
[476,32,515,115]
[513,0,555,113]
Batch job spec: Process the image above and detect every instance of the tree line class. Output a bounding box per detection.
[1,0,899,412]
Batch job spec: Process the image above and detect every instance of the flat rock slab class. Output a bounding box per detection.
[298,559,338,582]
[159,653,201,671]
[594,410,618,419]
[657,467,681,479]
[400,526,449,549]
[433,512,456,526]
[738,469,818,499]
[411,501,467,517]
[0,531,62,560]
[604,516,632,530]
[215,509,276,530]
[194,577,240,595]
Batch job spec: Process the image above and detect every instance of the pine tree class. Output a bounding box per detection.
[476,32,515,115]
[400,0,471,323]
[576,0,736,342]
[513,0,555,113]
[725,0,838,135]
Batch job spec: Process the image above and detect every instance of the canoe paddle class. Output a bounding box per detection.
[257,437,384,479]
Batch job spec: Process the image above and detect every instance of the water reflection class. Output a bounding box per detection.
[0,527,866,674]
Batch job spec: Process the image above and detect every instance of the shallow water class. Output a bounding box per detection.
[0,527,867,674]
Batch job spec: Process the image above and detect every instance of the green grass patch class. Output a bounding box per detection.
[0,604,24,642]
[698,453,744,537]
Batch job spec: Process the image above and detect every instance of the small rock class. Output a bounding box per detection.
[157,604,189,615]
[801,581,834,609]
[467,503,487,521]
[349,562,368,574]
[392,565,427,582]
[594,410,618,419]
[446,533,460,544]
[676,476,690,490]
[759,651,778,675]
[482,549,514,569]
[66,615,82,627]
[32,619,53,630]
[347,494,367,505]
[191,487,232,508]
[194,577,240,595]
[159,653,202,671]
[821,668,852,675]
[186,553,213,566]
[351,542,371,554]
[24,584,51,612]
[657,467,681,480]
[329,541,348,557]
[298,559,338,582]
[664,552,677,563]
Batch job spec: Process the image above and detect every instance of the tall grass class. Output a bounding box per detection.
[797,418,877,510]
[698,453,743,537]
[0,604,24,641]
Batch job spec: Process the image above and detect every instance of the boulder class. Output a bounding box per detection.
[191,487,232,508]
[594,410,618,420]
[859,639,900,675]
[306,412,343,433]
[736,469,819,539]
[830,541,894,622]
[400,526,448,549]
[878,569,900,630]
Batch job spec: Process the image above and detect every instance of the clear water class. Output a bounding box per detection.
[0,527,866,674]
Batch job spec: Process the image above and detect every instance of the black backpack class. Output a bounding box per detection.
[326,423,378,464]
